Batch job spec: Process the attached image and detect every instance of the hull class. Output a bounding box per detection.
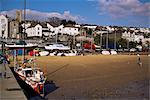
[5,44,38,49]
[15,69,46,96]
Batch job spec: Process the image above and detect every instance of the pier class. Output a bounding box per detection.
[0,64,27,100]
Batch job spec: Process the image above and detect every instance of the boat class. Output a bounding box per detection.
[39,51,49,56]
[13,49,46,97]
[101,50,110,55]
[49,50,77,56]
[45,43,70,50]
[110,50,117,55]
[14,66,46,96]
[5,40,37,49]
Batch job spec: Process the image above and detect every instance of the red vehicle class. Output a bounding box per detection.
[83,43,96,50]
[28,51,39,56]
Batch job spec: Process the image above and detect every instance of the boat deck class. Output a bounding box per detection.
[0,64,27,100]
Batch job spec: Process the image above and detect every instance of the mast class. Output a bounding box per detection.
[90,29,93,52]
[80,27,82,50]
[106,31,108,50]
[100,33,103,51]
[114,30,116,50]
[22,0,26,63]
[14,50,17,71]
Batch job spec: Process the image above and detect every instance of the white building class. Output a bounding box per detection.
[83,25,97,30]
[23,22,80,38]
[0,15,8,38]
[26,24,42,37]
[122,31,145,43]
[62,26,79,35]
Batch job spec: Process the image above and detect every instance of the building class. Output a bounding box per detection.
[122,31,145,43]
[9,20,19,38]
[0,15,8,38]
[63,25,79,36]
[82,25,97,29]
[26,23,42,37]
[16,10,22,23]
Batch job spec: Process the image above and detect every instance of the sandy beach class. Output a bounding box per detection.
[26,55,149,99]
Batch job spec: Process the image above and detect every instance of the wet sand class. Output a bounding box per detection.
[32,55,149,99]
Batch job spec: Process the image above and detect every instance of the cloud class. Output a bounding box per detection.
[98,0,150,18]
[0,9,84,22]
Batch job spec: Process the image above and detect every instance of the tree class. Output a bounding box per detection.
[117,38,127,49]
[94,35,100,45]
[138,39,142,45]
[47,17,61,26]
[67,20,76,25]
[86,28,93,37]
[60,19,67,25]
[129,41,137,48]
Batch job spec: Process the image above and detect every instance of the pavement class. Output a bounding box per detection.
[0,64,27,100]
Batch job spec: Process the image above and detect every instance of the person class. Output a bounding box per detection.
[22,62,27,68]
[137,53,142,66]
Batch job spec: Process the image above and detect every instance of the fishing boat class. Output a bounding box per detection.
[13,49,46,97]
[14,65,46,96]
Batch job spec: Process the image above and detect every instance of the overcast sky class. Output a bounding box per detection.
[0,0,150,27]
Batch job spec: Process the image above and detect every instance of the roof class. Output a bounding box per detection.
[64,24,78,28]
[40,22,47,28]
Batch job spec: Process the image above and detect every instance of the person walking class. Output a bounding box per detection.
[137,53,142,66]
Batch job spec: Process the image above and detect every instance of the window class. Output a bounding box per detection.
[38,27,40,30]
[1,19,5,23]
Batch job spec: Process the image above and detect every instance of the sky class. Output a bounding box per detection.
[0,0,150,27]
